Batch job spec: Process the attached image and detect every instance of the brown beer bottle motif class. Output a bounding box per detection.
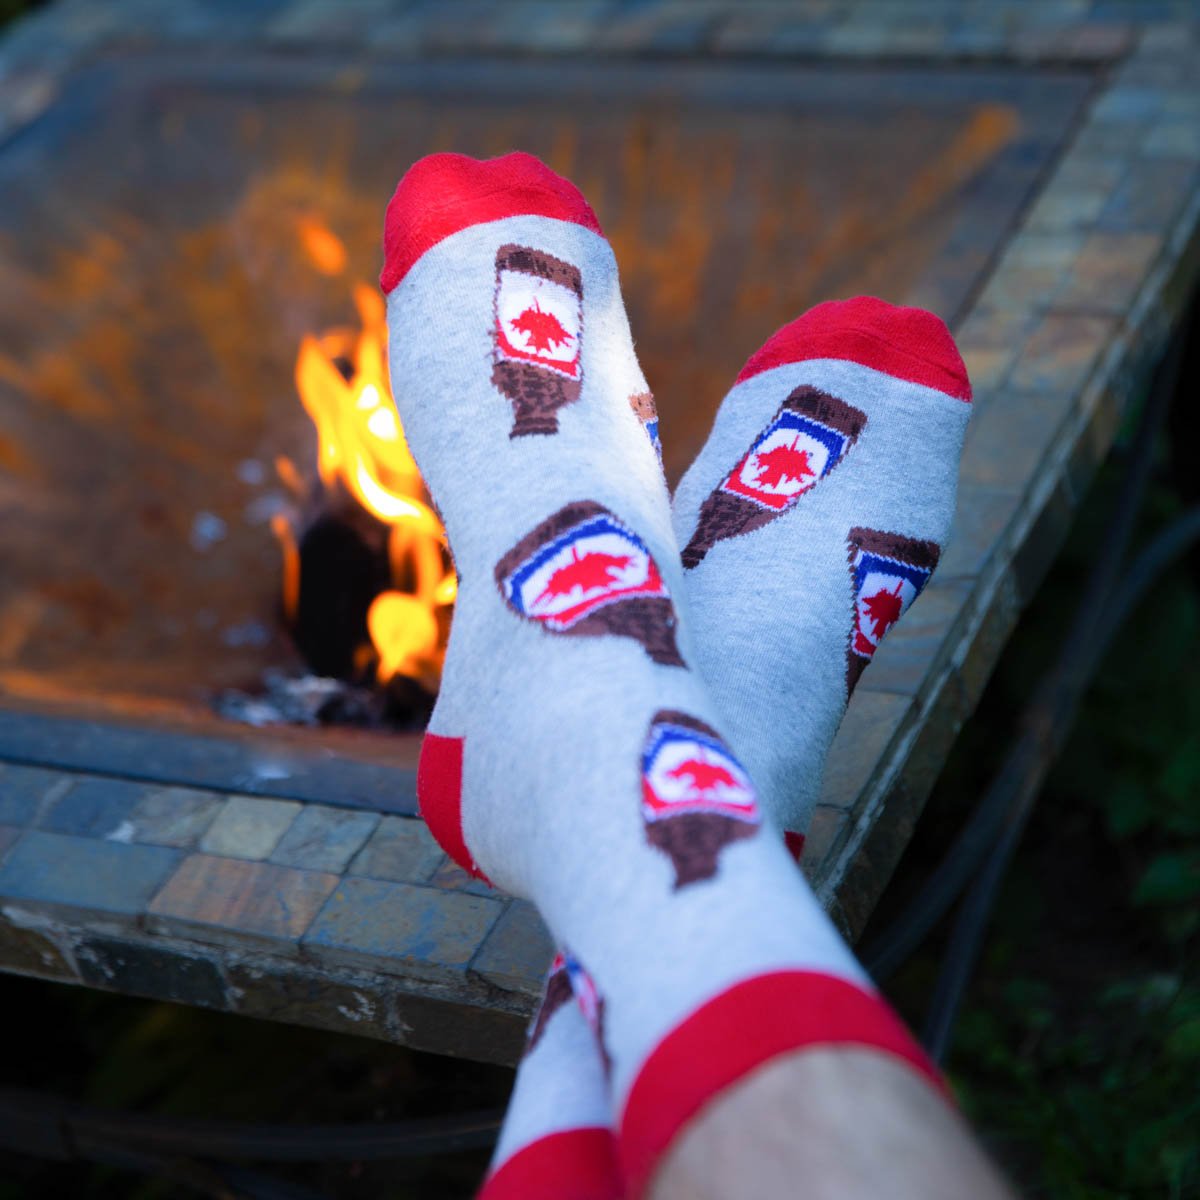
[845,527,940,695]
[524,952,574,1055]
[492,244,584,437]
[495,500,685,667]
[681,386,866,568]
[629,390,662,462]
[641,710,761,889]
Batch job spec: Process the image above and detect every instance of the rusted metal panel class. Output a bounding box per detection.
[0,52,1090,771]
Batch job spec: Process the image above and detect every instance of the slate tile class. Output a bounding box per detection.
[1055,231,1164,315]
[305,878,503,982]
[348,816,443,883]
[818,690,915,813]
[955,307,1040,396]
[148,855,338,944]
[1144,118,1200,158]
[75,934,228,1010]
[0,764,73,824]
[270,805,380,873]
[128,787,224,848]
[429,856,497,897]
[0,831,181,916]
[199,796,301,860]
[1008,312,1117,396]
[982,231,1085,311]
[937,484,1021,580]
[39,776,143,838]
[959,387,1076,496]
[1097,159,1199,232]
[799,805,850,888]
[470,901,554,997]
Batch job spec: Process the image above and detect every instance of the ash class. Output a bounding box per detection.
[215,668,432,731]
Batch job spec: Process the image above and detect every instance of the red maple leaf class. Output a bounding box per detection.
[752,438,815,490]
[862,581,905,640]
[511,300,573,354]
[667,758,739,795]
[535,548,633,606]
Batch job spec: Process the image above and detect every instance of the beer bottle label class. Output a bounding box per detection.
[681,386,866,568]
[641,710,761,890]
[496,501,685,667]
[629,390,662,462]
[845,527,940,694]
[492,244,583,437]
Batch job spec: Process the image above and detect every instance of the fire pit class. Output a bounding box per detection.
[0,50,1090,805]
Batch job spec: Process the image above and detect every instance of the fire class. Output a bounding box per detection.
[280,223,455,689]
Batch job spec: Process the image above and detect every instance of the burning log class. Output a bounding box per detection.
[236,223,456,729]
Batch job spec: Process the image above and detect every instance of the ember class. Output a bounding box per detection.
[265,221,455,721]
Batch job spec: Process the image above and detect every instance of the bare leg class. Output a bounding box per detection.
[650,1047,1018,1200]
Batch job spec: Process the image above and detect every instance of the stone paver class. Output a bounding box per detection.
[0,831,181,916]
[148,854,338,943]
[347,815,443,883]
[127,787,225,847]
[199,797,301,860]
[305,878,503,982]
[0,763,72,823]
[470,901,555,997]
[269,804,380,873]
[39,776,143,838]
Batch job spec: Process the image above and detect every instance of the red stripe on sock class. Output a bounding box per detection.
[479,1128,623,1200]
[417,732,490,883]
[618,970,947,1197]
[381,152,604,294]
[735,296,972,401]
[783,830,806,862]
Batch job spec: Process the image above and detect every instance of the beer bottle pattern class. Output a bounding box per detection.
[641,710,761,889]
[495,500,685,667]
[845,527,940,694]
[562,951,610,1075]
[492,244,584,437]
[629,390,662,462]
[681,386,866,568]
[524,952,574,1055]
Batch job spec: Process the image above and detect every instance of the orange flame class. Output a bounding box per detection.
[284,271,455,687]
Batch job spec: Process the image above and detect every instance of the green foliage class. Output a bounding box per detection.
[883,436,1200,1200]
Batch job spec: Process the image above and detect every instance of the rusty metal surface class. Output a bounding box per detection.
[0,53,1090,737]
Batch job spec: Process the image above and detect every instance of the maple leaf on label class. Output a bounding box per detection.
[667,757,740,796]
[862,581,905,641]
[511,300,573,354]
[752,438,815,489]
[535,548,634,606]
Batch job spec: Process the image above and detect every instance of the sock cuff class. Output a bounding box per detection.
[734,296,972,402]
[381,152,604,294]
[479,1127,623,1200]
[617,969,947,1196]
[417,732,491,883]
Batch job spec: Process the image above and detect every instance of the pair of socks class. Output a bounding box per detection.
[379,152,971,1198]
